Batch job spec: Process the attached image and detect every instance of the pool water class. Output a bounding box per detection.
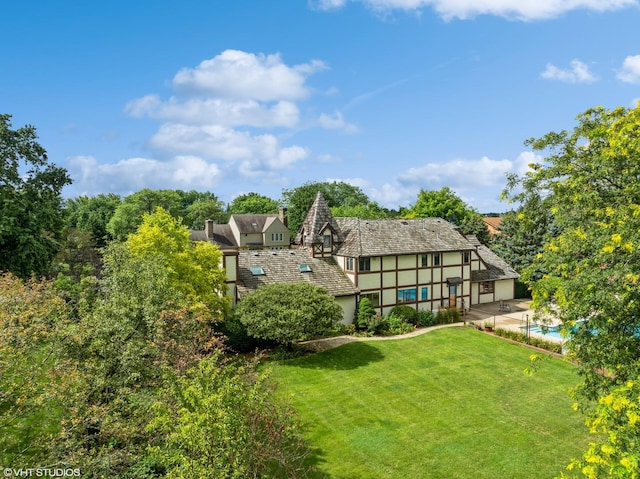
[519,324,566,341]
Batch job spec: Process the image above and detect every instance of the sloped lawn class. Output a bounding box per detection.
[270,327,590,479]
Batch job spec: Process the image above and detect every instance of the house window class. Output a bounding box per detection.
[323,234,331,248]
[420,254,428,267]
[358,257,371,272]
[398,288,416,303]
[346,257,354,271]
[421,287,429,301]
[463,251,470,264]
[433,253,441,266]
[271,232,283,242]
[481,281,494,293]
[361,292,380,307]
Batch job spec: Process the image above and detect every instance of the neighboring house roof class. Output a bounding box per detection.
[236,248,358,298]
[483,217,502,236]
[334,217,475,257]
[231,214,279,234]
[295,192,344,245]
[189,223,237,248]
[472,244,520,282]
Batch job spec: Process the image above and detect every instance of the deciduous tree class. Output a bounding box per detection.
[228,192,280,215]
[505,104,640,475]
[0,114,71,277]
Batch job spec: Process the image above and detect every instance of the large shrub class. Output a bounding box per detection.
[389,305,419,325]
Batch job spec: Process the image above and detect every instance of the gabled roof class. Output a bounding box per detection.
[230,214,280,234]
[236,248,358,298]
[334,217,474,257]
[189,224,237,248]
[294,192,343,245]
[483,217,502,236]
[472,244,520,282]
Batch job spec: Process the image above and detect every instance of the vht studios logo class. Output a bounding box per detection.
[3,469,81,477]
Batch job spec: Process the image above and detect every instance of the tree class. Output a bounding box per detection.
[504,104,640,475]
[148,352,312,478]
[282,181,371,234]
[0,273,77,465]
[65,193,121,247]
[405,187,489,242]
[236,283,343,348]
[0,114,71,277]
[228,192,280,215]
[106,188,182,241]
[127,207,228,317]
[330,202,395,219]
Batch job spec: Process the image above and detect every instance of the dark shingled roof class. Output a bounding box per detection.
[189,224,237,248]
[236,248,358,298]
[231,214,278,234]
[334,217,474,257]
[472,244,520,282]
[294,192,343,245]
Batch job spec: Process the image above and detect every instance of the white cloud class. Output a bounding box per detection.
[148,123,309,166]
[541,60,597,83]
[67,155,222,195]
[172,49,326,101]
[313,0,638,21]
[125,96,300,128]
[368,152,539,211]
[318,111,359,133]
[617,55,640,83]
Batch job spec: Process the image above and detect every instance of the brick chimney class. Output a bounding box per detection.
[278,207,288,227]
[205,219,215,239]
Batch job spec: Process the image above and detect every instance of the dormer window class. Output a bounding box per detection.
[323,234,331,248]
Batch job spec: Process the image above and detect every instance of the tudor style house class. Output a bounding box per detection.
[191,192,519,322]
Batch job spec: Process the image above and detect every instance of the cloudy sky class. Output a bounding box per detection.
[2,1,639,212]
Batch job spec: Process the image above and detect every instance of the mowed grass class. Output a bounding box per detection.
[270,327,591,479]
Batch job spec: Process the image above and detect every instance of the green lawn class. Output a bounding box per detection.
[270,327,591,479]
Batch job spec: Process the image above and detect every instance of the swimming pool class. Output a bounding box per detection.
[519,324,566,341]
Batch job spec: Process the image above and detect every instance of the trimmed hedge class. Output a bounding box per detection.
[494,327,563,354]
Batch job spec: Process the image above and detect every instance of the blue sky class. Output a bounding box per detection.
[2,1,639,213]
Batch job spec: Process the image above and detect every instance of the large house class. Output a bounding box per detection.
[191,192,519,323]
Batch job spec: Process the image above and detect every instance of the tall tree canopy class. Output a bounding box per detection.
[65,193,121,247]
[127,207,228,317]
[505,104,640,476]
[282,181,371,234]
[227,192,280,215]
[106,189,226,241]
[0,114,71,277]
[406,187,489,243]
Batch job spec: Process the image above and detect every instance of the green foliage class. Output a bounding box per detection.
[356,297,376,330]
[493,327,563,354]
[127,207,228,317]
[65,193,121,247]
[0,114,71,277]
[417,309,436,327]
[405,187,490,242]
[330,202,395,219]
[281,181,371,234]
[236,283,343,347]
[106,189,227,241]
[0,274,76,465]
[436,307,461,324]
[148,352,312,478]
[385,313,414,335]
[562,379,640,478]
[490,195,557,281]
[228,192,280,215]
[389,305,419,325]
[504,104,640,410]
